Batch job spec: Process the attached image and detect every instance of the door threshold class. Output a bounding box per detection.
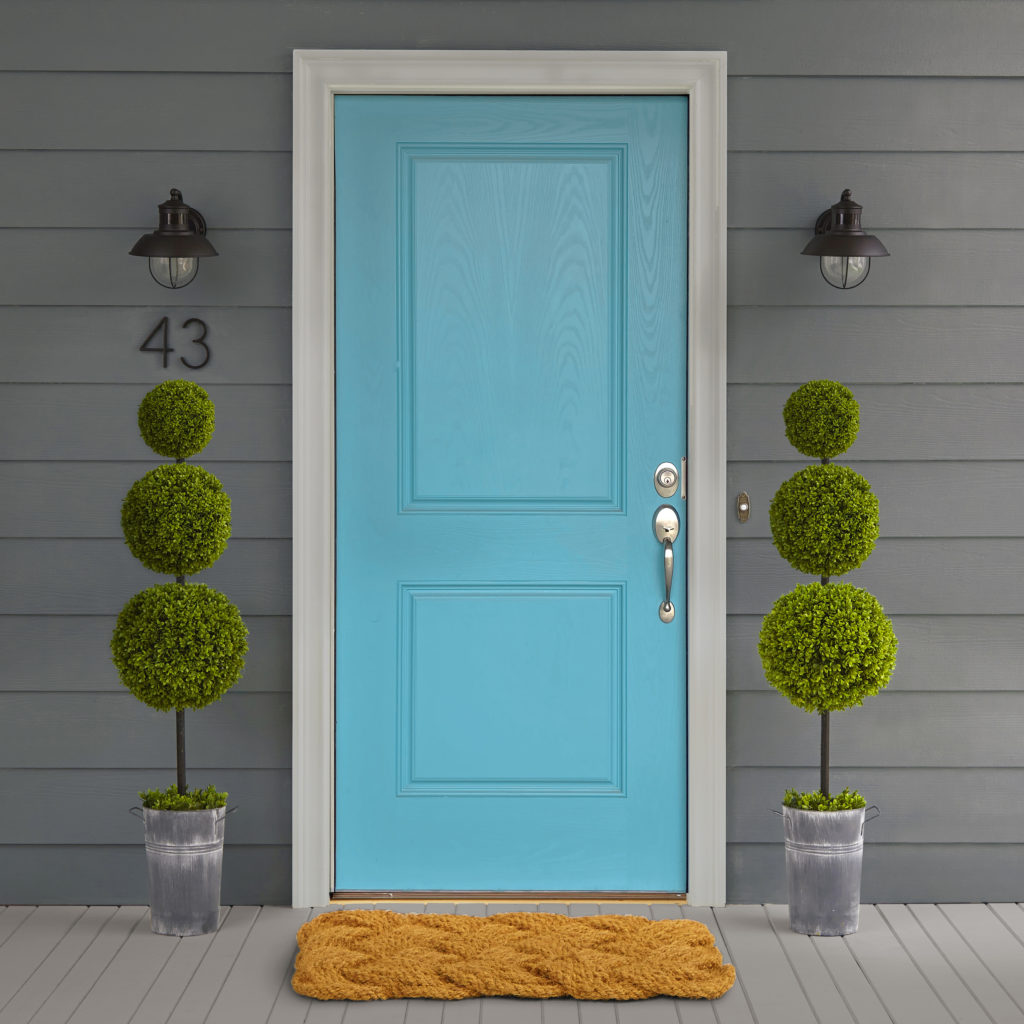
[331,891,687,904]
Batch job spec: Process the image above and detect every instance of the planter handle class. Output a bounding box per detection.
[770,807,784,816]
[128,806,145,820]
[217,806,239,822]
[863,805,880,832]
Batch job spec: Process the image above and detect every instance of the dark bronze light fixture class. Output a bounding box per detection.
[802,189,888,290]
[130,189,218,289]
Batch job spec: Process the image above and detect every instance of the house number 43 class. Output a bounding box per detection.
[139,316,210,370]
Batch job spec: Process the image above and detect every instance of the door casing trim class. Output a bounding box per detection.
[292,49,728,907]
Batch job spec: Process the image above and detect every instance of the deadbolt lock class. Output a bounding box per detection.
[654,462,679,498]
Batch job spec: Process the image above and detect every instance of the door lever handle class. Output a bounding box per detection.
[652,505,680,624]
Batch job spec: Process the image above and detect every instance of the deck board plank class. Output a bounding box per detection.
[682,907,755,1024]
[0,907,115,1024]
[712,905,816,1024]
[164,905,260,1024]
[129,909,225,1024]
[908,904,1024,1024]
[0,906,86,1014]
[31,906,148,1024]
[762,904,856,1024]
[66,911,180,1024]
[937,904,1024,1012]
[206,906,314,1024]
[809,931,892,1024]
[877,904,1006,1024]
[0,906,36,947]
[844,904,957,1024]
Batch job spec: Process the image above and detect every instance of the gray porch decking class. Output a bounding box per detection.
[2,903,1024,1024]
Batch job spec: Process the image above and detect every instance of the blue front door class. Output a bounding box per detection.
[335,95,688,892]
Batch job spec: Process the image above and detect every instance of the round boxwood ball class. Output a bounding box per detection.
[138,379,215,459]
[122,464,231,576]
[783,380,859,459]
[111,583,248,712]
[770,464,879,577]
[759,582,897,714]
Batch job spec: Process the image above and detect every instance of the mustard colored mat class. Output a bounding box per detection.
[292,909,736,1001]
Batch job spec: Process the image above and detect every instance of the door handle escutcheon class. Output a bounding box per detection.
[652,505,679,623]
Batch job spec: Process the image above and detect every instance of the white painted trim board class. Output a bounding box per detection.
[292,49,728,907]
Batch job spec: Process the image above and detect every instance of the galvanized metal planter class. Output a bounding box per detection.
[131,806,236,936]
[782,804,879,936]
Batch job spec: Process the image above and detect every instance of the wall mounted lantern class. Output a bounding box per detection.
[130,189,218,289]
[802,189,888,290]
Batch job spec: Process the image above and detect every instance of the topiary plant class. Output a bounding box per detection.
[759,380,897,803]
[138,379,215,460]
[113,380,247,801]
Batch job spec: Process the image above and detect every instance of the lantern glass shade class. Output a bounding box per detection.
[820,255,870,290]
[149,257,199,289]
[130,189,217,290]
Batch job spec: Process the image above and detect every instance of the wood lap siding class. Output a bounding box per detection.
[0,0,1020,903]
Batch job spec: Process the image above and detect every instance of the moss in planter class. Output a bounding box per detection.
[138,379,215,459]
[783,380,859,460]
[140,783,227,810]
[758,582,897,713]
[783,787,866,811]
[111,582,248,712]
[121,464,231,576]
[769,464,879,577]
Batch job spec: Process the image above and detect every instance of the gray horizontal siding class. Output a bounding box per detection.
[0,385,291,460]
[729,692,1024,768]
[0,769,290,843]
[728,538,1024,615]
[728,616,1024,692]
[0,308,291,384]
[0,539,290,615]
[728,845,1024,905]
[0,846,291,905]
[0,230,290,307]
[728,308,1024,384]
[0,693,290,768]
[727,462,1024,539]
[732,232,1024,307]
[731,152,1024,230]
[729,385,1024,460]
[0,74,290,151]
[0,616,290,692]
[729,768,1024,843]
[0,153,291,229]
[1,0,1019,907]
[1,3,1022,78]
[0,463,290,537]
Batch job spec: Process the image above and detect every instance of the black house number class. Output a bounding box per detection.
[140,317,211,370]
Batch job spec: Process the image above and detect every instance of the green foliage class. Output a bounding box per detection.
[783,787,866,811]
[769,464,879,577]
[138,379,215,459]
[121,464,231,576]
[140,783,227,810]
[111,583,248,712]
[759,583,898,713]
[783,380,860,459]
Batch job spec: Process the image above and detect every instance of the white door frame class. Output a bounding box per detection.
[292,49,727,907]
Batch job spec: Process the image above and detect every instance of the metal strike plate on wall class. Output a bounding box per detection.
[736,492,751,523]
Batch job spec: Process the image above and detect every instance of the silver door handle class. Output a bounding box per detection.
[652,505,680,624]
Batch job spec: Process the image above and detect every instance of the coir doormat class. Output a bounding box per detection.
[292,909,735,1001]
